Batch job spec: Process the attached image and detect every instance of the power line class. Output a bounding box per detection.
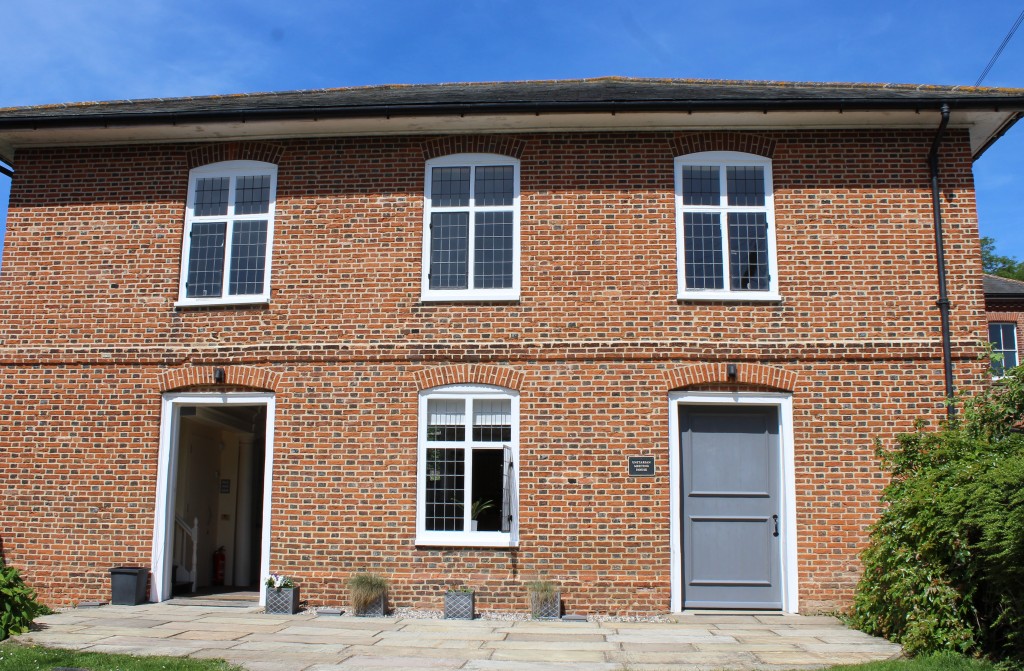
[975,8,1024,86]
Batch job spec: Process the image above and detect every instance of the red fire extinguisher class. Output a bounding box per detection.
[213,546,226,586]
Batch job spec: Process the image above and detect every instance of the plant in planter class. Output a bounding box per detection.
[264,574,300,615]
[349,572,388,616]
[470,499,495,531]
[527,580,561,619]
[444,586,475,620]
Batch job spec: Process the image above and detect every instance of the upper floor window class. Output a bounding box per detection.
[989,322,1019,377]
[674,152,779,301]
[177,161,277,306]
[422,154,520,301]
[416,385,518,547]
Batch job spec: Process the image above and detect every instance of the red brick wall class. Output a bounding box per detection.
[0,129,989,613]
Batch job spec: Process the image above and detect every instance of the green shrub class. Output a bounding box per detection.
[851,365,1024,664]
[0,557,44,640]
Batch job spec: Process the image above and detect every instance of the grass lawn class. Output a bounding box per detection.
[0,643,1004,671]
[0,642,243,671]
[821,653,998,671]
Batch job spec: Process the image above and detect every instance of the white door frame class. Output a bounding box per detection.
[668,391,798,613]
[151,392,276,605]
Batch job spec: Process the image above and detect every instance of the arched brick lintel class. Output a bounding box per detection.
[664,363,797,392]
[670,132,776,158]
[157,365,281,393]
[421,136,527,161]
[414,364,526,392]
[186,142,286,169]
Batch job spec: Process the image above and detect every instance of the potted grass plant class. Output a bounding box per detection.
[444,586,475,620]
[527,579,560,619]
[349,572,388,616]
[264,574,300,614]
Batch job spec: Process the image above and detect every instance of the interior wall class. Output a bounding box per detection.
[175,419,224,588]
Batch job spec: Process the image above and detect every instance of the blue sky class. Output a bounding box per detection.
[1,0,1022,262]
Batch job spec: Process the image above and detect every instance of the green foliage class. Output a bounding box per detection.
[981,237,1024,282]
[0,642,244,671]
[851,367,1024,665]
[0,558,44,641]
[347,572,388,613]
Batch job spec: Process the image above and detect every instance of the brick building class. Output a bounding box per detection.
[1,79,1021,615]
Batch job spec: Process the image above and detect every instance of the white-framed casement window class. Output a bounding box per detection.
[177,160,278,306]
[989,322,1019,377]
[674,151,780,301]
[416,385,518,547]
[421,154,520,301]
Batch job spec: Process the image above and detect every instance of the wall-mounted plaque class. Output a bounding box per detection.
[628,456,655,477]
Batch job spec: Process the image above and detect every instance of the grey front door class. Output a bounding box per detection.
[681,406,782,609]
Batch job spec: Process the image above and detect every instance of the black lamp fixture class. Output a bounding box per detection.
[726,363,738,381]
[213,367,226,384]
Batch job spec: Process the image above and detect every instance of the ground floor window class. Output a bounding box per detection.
[416,385,518,547]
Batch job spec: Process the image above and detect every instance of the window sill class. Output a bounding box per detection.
[415,531,517,548]
[175,296,270,309]
[420,291,520,303]
[677,291,782,303]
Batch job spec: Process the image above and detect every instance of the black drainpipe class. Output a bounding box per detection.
[927,103,955,416]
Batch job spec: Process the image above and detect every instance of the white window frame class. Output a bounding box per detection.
[177,160,278,307]
[989,321,1019,378]
[674,151,780,301]
[421,154,521,302]
[415,384,519,547]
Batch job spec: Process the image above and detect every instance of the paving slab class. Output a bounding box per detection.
[463,661,619,671]
[490,647,607,663]
[334,654,467,669]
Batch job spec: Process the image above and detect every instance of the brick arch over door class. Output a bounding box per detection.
[414,364,526,391]
[157,365,281,393]
[664,363,797,392]
[669,132,776,158]
[421,135,527,161]
[185,142,286,169]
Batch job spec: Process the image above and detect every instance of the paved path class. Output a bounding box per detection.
[11,604,902,670]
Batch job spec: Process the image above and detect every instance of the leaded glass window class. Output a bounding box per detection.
[676,153,777,299]
[418,387,518,546]
[424,155,519,300]
[180,162,276,304]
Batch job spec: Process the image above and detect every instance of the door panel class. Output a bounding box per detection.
[682,406,781,609]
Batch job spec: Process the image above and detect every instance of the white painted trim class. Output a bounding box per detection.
[151,392,276,606]
[674,151,779,300]
[177,160,278,305]
[668,391,797,613]
[421,153,521,302]
[415,384,520,547]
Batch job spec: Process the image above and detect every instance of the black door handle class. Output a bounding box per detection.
[772,514,779,537]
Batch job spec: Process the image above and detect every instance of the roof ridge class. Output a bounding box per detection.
[1,77,1021,114]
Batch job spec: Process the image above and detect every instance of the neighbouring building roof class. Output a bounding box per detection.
[2,77,1023,164]
[984,274,1024,300]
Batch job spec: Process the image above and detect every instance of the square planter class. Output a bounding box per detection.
[355,594,386,617]
[530,591,561,619]
[109,566,149,605]
[265,587,300,614]
[444,591,475,620]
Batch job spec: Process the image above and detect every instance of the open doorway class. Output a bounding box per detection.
[153,393,275,605]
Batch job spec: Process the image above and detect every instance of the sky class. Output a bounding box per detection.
[1,0,1022,264]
